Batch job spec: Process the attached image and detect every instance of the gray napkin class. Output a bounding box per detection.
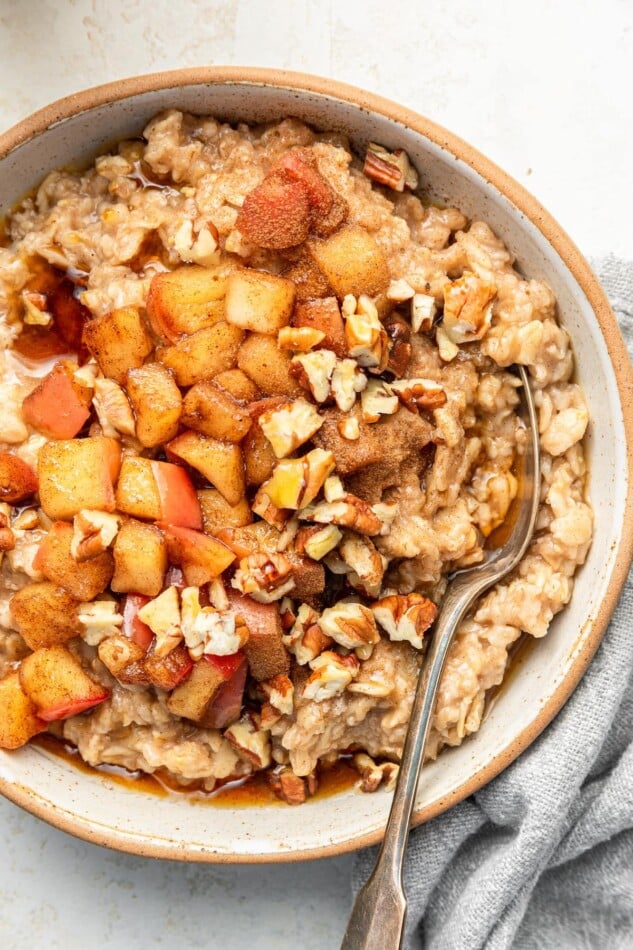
[352,256,633,950]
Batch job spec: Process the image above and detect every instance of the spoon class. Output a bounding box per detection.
[341,365,540,950]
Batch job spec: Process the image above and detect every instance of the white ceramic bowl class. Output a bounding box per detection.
[1,68,632,862]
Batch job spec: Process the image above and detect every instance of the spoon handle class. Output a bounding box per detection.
[340,575,488,950]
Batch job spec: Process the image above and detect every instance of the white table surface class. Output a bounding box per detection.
[0,1,631,947]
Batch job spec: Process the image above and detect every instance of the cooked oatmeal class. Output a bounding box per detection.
[0,111,592,802]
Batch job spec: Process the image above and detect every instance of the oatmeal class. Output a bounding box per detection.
[0,112,592,802]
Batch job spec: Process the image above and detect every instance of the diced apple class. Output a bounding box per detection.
[146,265,229,342]
[156,322,244,387]
[10,582,82,650]
[38,437,121,520]
[122,593,153,650]
[197,654,247,729]
[224,268,296,334]
[197,488,252,536]
[309,225,390,298]
[0,671,47,749]
[111,519,167,597]
[166,658,227,721]
[33,522,114,600]
[182,380,251,443]
[241,397,285,488]
[160,524,235,586]
[143,643,194,691]
[0,452,38,504]
[166,431,245,507]
[292,297,347,357]
[283,254,333,301]
[216,522,281,559]
[21,362,91,440]
[19,645,109,722]
[226,590,290,681]
[125,363,182,447]
[235,175,311,250]
[237,333,302,398]
[115,457,202,529]
[213,368,259,402]
[83,306,153,384]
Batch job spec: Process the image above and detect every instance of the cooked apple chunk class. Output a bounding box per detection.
[182,380,251,443]
[309,226,390,298]
[83,306,153,384]
[292,297,347,357]
[227,591,289,681]
[197,488,252,535]
[224,268,295,334]
[38,437,121,521]
[0,671,46,749]
[19,645,109,722]
[166,658,227,721]
[10,582,82,650]
[237,333,302,398]
[115,457,203,529]
[167,431,245,507]
[34,521,114,601]
[156,321,244,387]
[21,362,92,440]
[0,452,38,504]
[126,363,182,447]
[111,519,167,597]
[146,264,229,341]
[213,368,259,402]
[161,524,236,586]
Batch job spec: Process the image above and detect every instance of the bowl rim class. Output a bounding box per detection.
[1,66,632,864]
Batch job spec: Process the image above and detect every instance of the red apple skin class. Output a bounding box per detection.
[150,460,203,530]
[21,365,90,440]
[200,653,247,729]
[38,691,109,723]
[122,594,153,650]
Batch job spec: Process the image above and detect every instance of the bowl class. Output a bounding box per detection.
[1,67,632,863]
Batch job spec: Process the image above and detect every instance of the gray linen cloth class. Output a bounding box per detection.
[352,256,633,950]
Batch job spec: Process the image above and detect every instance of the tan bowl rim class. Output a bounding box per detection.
[1,66,632,864]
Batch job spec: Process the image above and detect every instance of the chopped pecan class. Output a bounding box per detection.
[258,397,324,459]
[303,650,360,702]
[290,349,337,402]
[363,143,418,192]
[70,509,120,562]
[268,768,310,805]
[225,714,272,769]
[339,533,386,598]
[317,601,379,650]
[231,552,296,604]
[353,752,400,792]
[302,493,383,536]
[390,377,447,413]
[294,524,342,561]
[371,593,437,650]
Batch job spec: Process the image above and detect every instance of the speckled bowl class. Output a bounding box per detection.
[1,68,632,863]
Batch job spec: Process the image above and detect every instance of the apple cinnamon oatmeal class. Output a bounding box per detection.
[0,111,592,803]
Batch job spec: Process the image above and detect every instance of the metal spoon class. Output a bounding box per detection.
[341,365,540,950]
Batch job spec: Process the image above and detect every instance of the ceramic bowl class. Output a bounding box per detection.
[1,68,632,862]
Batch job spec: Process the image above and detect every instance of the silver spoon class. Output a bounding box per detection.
[341,365,540,950]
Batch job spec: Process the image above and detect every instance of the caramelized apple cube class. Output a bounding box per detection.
[213,368,259,402]
[83,306,153,384]
[197,488,252,535]
[115,457,202,529]
[227,590,289,681]
[97,636,146,677]
[197,654,247,729]
[0,452,38,504]
[160,524,235,586]
[292,297,347,357]
[235,175,311,250]
[33,521,114,600]
[111,519,167,597]
[10,582,82,650]
[38,437,121,520]
[146,264,229,342]
[309,226,390,298]
[125,363,182,447]
[182,380,251,443]
[156,322,244,387]
[237,333,302,398]
[21,362,91,440]
[225,268,296,334]
[166,431,245,507]
[19,645,109,722]
[166,658,227,721]
[0,671,46,749]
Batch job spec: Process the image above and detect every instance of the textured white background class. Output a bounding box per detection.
[0,1,631,947]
